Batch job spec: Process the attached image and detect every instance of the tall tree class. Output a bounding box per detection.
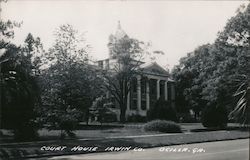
[216,4,250,125]
[172,44,212,120]
[172,3,250,124]
[39,24,103,137]
[0,18,40,140]
[102,31,146,123]
[23,33,45,76]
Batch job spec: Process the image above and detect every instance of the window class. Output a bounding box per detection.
[168,84,171,100]
[98,61,103,69]
[105,59,109,69]
[160,81,164,98]
[130,100,137,110]
[141,78,146,94]
[132,78,137,93]
[141,100,146,110]
[150,79,156,95]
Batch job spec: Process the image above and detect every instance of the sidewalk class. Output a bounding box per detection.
[0,130,249,159]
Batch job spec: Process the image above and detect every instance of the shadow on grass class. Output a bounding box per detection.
[76,124,124,130]
[190,126,250,132]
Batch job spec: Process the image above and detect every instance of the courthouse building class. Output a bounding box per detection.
[96,23,175,120]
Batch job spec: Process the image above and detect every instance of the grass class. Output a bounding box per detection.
[0,123,249,159]
[0,123,246,143]
[0,125,160,143]
[0,129,249,159]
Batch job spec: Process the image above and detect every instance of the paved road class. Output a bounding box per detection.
[47,139,249,160]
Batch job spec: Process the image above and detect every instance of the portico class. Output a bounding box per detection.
[125,62,175,117]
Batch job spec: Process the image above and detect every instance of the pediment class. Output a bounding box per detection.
[141,62,169,76]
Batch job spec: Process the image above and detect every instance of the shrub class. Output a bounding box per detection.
[201,104,228,128]
[100,111,117,123]
[90,97,118,123]
[41,107,82,139]
[13,121,39,141]
[147,98,178,122]
[143,120,182,133]
[178,113,197,123]
[127,114,147,122]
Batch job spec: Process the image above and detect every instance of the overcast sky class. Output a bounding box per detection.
[1,0,248,69]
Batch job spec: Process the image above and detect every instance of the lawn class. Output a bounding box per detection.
[1,123,161,143]
[0,122,246,143]
[0,123,249,159]
[0,130,249,159]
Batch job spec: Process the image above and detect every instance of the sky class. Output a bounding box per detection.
[1,0,249,70]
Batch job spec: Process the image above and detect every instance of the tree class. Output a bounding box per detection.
[39,24,103,138]
[229,75,249,125]
[102,32,146,123]
[90,96,117,124]
[0,20,40,140]
[147,98,178,122]
[172,44,212,120]
[201,103,228,128]
[204,4,250,125]
[23,33,45,76]
[218,4,250,125]
[172,3,250,124]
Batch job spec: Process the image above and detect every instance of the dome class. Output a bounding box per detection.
[114,21,127,39]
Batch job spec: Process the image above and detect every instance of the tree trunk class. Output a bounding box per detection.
[120,105,126,123]
[194,111,198,122]
[86,109,89,125]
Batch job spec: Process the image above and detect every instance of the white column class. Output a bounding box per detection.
[164,81,168,101]
[156,79,160,100]
[146,79,150,110]
[137,76,141,111]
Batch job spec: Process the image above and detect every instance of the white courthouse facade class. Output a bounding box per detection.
[96,23,175,120]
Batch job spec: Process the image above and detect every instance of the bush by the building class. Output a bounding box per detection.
[143,120,182,133]
[100,111,118,123]
[201,104,228,128]
[147,98,178,122]
[177,113,197,123]
[127,114,147,122]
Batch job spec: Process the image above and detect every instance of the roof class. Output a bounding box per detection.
[140,62,169,77]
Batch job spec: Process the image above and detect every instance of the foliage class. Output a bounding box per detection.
[143,120,182,133]
[127,114,147,122]
[101,112,117,123]
[147,98,178,122]
[0,20,21,50]
[172,3,250,123]
[90,96,117,124]
[201,104,228,128]
[229,76,250,125]
[47,24,90,65]
[0,20,40,140]
[177,113,197,123]
[108,33,144,59]
[39,24,103,138]
[172,44,213,120]
[219,4,250,125]
[102,31,147,123]
[23,33,45,75]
